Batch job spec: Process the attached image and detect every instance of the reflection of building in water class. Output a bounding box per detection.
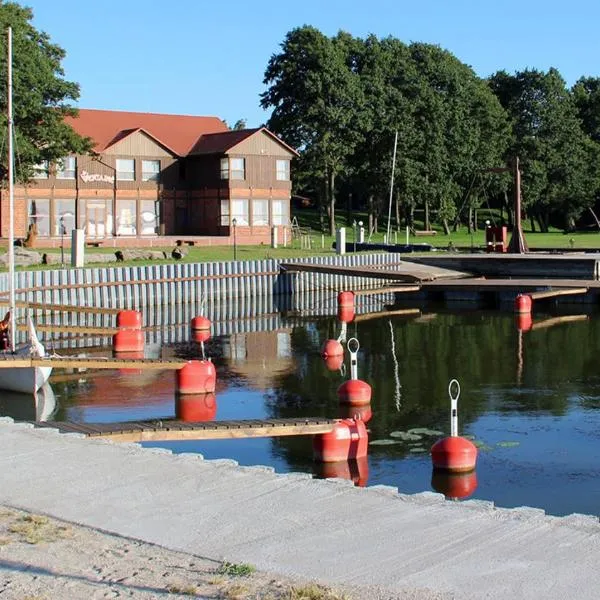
[224,329,294,390]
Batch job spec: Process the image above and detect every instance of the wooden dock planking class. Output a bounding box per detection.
[529,287,588,300]
[353,308,421,323]
[33,417,336,442]
[0,356,187,370]
[353,285,421,296]
[0,300,122,314]
[530,315,589,330]
[420,278,600,293]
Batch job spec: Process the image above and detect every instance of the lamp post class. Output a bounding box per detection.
[232,217,237,261]
[59,216,66,264]
[352,220,357,253]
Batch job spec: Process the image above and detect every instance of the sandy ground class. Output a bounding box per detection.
[0,506,447,600]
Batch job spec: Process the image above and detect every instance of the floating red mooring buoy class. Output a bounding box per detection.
[191,315,211,331]
[339,403,372,423]
[431,469,477,499]
[313,418,368,462]
[176,392,217,421]
[337,379,372,406]
[113,329,144,353]
[321,339,344,358]
[515,313,533,332]
[192,329,211,343]
[514,294,532,314]
[337,305,355,324]
[337,290,354,308]
[317,455,369,487]
[323,353,344,371]
[116,310,142,330]
[176,359,216,394]
[430,379,478,473]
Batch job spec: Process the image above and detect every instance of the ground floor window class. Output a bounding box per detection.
[116,200,137,235]
[252,199,269,226]
[54,199,75,236]
[140,200,160,235]
[231,199,249,226]
[272,199,289,225]
[220,200,230,227]
[28,198,50,236]
[81,198,113,238]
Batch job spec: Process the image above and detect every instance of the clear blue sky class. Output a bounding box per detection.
[26,0,600,128]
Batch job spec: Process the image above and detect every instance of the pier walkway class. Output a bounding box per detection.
[0,419,598,600]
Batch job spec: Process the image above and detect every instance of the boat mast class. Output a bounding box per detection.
[385,130,398,243]
[7,26,15,352]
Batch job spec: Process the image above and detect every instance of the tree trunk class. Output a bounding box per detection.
[409,200,415,233]
[467,207,473,234]
[395,192,401,233]
[346,192,352,225]
[442,218,450,235]
[328,170,336,236]
[424,200,430,231]
[529,211,536,233]
[368,194,374,236]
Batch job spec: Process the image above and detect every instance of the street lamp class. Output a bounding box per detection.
[352,220,357,253]
[232,217,237,261]
[59,216,66,264]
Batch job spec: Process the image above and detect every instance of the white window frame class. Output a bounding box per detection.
[33,160,49,179]
[276,159,290,181]
[116,158,135,181]
[220,158,229,180]
[272,199,289,226]
[56,156,76,179]
[252,199,269,226]
[142,159,160,182]
[230,157,245,180]
[231,199,249,226]
[220,199,230,226]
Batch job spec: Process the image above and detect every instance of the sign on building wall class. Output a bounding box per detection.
[80,170,114,183]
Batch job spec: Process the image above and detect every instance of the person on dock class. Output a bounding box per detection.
[0,311,10,351]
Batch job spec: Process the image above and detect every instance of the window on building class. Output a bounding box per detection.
[276,159,290,181]
[272,199,289,225]
[54,199,75,235]
[142,159,160,182]
[56,156,76,179]
[140,200,160,235]
[220,200,230,226]
[231,199,249,225]
[252,199,269,226]
[220,157,245,180]
[33,161,49,179]
[116,158,135,181]
[81,199,112,238]
[116,199,137,235]
[28,199,50,236]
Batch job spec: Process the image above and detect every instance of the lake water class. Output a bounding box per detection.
[3,299,600,517]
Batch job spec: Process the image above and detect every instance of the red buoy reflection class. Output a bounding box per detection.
[315,455,369,487]
[176,392,217,422]
[431,469,478,500]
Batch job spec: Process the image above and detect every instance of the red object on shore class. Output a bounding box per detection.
[516,313,533,332]
[431,469,478,499]
[321,339,343,358]
[113,329,144,353]
[317,455,369,487]
[176,360,216,394]
[430,436,477,473]
[192,329,211,343]
[339,403,372,423]
[191,316,211,331]
[337,305,355,324]
[323,354,344,371]
[337,378,372,406]
[313,418,368,462]
[116,310,142,330]
[337,290,355,308]
[176,392,217,421]
[514,294,532,314]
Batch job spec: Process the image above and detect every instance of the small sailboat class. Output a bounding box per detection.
[0,27,52,393]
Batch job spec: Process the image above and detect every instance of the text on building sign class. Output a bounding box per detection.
[80,170,114,183]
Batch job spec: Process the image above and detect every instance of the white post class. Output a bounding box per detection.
[348,338,359,380]
[71,229,85,267]
[321,234,324,249]
[405,226,409,246]
[449,379,460,437]
[335,227,346,255]
[358,224,365,243]
[271,226,278,249]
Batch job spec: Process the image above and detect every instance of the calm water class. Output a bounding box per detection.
[3,301,600,517]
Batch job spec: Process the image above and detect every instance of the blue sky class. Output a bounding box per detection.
[27,0,600,128]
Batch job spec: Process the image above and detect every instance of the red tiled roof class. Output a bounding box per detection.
[189,126,299,156]
[65,109,229,156]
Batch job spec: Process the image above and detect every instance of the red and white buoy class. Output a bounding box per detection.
[337,290,354,308]
[116,310,142,330]
[514,293,532,314]
[337,338,372,407]
[191,315,211,332]
[313,418,368,462]
[176,359,216,395]
[321,339,344,359]
[430,379,477,473]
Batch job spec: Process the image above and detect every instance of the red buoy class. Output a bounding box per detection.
[321,339,343,358]
[323,354,344,371]
[337,305,355,324]
[431,436,478,473]
[514,294,532,314]
[337,290,354,308]
[339,403,372,423]
[516,313,533,332]
[116,310,142,330]
[317,455,369,487]
[313,418,368,462]
[337,378,372,406]
[431,469,477,499]
[191,315,211,331]
[176,392,217,422]
[115,350,144,374]
[176,359,216,394]
[113,329,144,353]
[192,329,211,343]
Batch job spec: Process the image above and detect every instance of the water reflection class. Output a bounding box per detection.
[0,382,57,422]
[314,456,369,487]
[431,469,478,500]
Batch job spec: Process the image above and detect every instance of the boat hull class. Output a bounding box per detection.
[0,364,52,394]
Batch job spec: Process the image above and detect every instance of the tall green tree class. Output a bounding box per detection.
[261,26,364,234]
[0,2,91,181]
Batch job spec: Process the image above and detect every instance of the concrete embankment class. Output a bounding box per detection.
[1,419,598,600]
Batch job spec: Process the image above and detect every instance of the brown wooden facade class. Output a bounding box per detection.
[0,111,297,247]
